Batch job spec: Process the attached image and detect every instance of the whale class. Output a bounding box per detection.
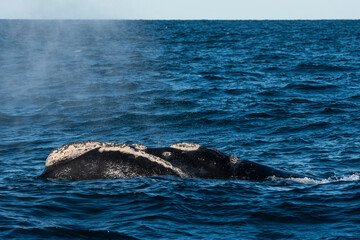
[39,141,304,181]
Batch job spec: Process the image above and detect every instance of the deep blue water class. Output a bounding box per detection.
[1,20,360,239]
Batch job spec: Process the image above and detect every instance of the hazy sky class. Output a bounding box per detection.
[0,0,359,20]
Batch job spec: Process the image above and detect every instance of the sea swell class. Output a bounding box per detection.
[1,20,360,239]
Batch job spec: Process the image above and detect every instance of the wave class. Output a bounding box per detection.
[245,112,273,118]
[271,121,331,134]
[283,83,339,91]
[3,227,137,239]
[253,53,294,61]
[257,90,282,97]
[348,94,360,101]
[293,63,355,72]
[0,112,11,122]
[320,107,346,114]
[270,173,360,185]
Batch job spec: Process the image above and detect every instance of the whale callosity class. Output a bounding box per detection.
[40,141,303,181]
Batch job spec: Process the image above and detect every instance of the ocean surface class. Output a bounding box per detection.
[1,20,360,239]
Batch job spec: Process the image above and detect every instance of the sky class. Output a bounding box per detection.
[0,0,359,20]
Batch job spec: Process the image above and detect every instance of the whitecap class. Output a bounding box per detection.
[269,173,360,185]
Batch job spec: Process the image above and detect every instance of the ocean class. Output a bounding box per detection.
[0,20,359,239]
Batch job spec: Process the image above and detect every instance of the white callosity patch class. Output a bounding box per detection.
[229,155,239,170]
[229,155,239,165]
[98,143,129,152]
[98,145,187,177]
[170,142,201,151]
[131,143,147,150]
[46,141,103,167]
[46,141,129,167]
[46,141,212,178]
[162,152,172,157]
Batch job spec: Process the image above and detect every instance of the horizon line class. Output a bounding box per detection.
[0,18,359,21]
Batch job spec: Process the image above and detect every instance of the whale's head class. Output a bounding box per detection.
[45,141,132,167]
[45,141,103,167]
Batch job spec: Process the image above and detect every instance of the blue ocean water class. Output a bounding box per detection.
[1,20,360,239]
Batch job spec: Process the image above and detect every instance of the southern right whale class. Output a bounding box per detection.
[39,141,304,181]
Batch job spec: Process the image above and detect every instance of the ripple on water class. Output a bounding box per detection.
[1,20,360,239]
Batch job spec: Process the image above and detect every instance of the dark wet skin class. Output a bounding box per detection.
[39,144,304,181]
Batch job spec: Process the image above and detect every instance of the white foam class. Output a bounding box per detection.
[269,173,360,185]
[170,142,200,151]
